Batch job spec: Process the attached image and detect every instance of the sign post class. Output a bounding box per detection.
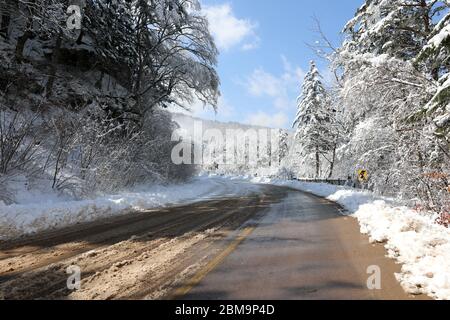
[357,169,369,189]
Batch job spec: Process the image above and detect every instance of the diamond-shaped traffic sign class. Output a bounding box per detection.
[358,169,369,183]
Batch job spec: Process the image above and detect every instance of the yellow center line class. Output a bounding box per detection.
[170,226,256,299]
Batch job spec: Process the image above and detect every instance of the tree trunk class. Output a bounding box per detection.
[45,32,63,98]
[15,0,36,62]
[419,0,439,80]
[0,12,11,39]
[420,0,431,34]
[15,30,34,62]
[328,143,337,179]
[315,146,320,179]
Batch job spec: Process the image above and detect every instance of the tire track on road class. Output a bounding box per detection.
[0,186,288,300]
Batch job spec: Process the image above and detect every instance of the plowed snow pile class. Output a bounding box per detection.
[0,176,260,241]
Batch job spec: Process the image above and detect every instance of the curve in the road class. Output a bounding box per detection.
[0,184,428,300]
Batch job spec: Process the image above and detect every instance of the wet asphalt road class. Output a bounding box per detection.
[182,189,425,300]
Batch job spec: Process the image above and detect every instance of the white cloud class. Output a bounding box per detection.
[245,111,289,129]
[169,95,235,120]
[241,39,261,51]
[247,69,281,97]
[203,3,259,51]
[242,55,305,110]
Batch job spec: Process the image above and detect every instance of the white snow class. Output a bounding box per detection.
[426,23,450,50]
[2,170,449,300]
[0,176,261,241]
[222,175,450,300]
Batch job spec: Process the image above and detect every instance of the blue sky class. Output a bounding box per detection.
[184,0,364,128]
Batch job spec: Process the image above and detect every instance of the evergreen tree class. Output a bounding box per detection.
[293,61,334,178]
[415,12,450,141]
[343,0,447,63]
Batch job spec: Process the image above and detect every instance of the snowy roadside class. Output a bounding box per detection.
[222,175,450,300]
[0,176,261,241]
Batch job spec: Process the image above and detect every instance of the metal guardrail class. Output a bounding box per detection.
[293,178,372,191]
[293,178,348,186]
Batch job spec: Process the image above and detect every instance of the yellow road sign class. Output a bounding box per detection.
[358,169,369,183]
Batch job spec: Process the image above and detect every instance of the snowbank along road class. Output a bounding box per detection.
[0,183,428,300]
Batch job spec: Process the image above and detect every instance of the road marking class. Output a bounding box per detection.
[171,226,256,299]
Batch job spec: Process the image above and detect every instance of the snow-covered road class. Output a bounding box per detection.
[1,175,448,300]
[0,176,262,241]
[0,184,421,300]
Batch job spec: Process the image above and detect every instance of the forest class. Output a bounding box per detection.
[0,0,448,216]
[291,0,449,216]
[0,0,218,202]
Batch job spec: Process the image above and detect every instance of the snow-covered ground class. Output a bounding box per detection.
[0,176,261,241]
[2,172,449,300]
[225,175,449,300]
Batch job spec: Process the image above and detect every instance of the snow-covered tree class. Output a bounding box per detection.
[293,61,335,178]
[0,0,221,198]
[415,12,450,140]
[328,0,449,212]
[278,130,290,165]
[0,0,219,122]
[126,0,220,116]
[343,0,448,63]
